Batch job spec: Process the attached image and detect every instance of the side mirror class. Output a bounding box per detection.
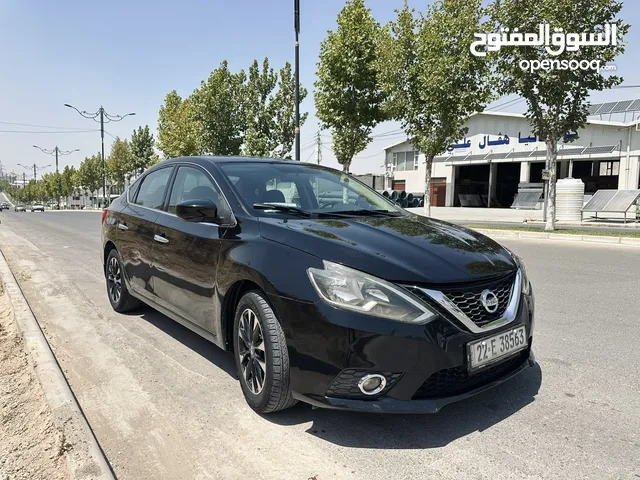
[176,199,218,223]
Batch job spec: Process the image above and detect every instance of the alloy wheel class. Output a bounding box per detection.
[238,308,267,395]
[107,256,122,304]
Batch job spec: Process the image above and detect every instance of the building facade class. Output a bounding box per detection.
[384,111,640,208]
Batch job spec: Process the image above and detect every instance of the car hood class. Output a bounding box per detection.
[258,214,516,285]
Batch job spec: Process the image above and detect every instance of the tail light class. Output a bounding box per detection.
[101,208,108,225]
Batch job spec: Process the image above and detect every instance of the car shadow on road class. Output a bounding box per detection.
[135,307,239,380]
[265,362,542,449]
[131,306,542,450]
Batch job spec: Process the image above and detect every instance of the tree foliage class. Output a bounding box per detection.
[106,138,133,189]
[192,61,247,156]
[315,0,386,172]
[130,125,156,174]
[77,153,103,199]
[158,91,201,158]
[243,58,278,157]
[489,0,628,230]
[157,59,308,160]
[60,166,78,198]
[377,0,493,216]
[266,62,308,159]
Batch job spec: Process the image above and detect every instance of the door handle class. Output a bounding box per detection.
[154,234,169,244]
[118,223,128,231]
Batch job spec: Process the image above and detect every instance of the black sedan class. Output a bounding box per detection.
[102,157,535,414]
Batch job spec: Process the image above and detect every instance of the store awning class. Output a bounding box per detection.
[441,144,619,165]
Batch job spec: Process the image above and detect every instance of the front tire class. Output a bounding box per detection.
[105,249,139,313]
[233,291,297,414]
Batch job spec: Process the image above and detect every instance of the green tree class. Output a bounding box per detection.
[315,0,386,173]
[130,125,156,174]
[489,0,627,230]
[192,61,247,156]
[270,62,308,159]
[39,173,57,203]
[60,166,77,199]
[77,154,103,207]
[158,90,201,158]
[243,58,278,157]
[106,138,133,190]
[147,154,161,168]
[377,0,493,216]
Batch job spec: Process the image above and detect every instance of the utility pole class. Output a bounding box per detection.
[315,131,322,165]
[18,163,50,185]
[33,145,79,209]
[64,104,135,207]
[294,0,301,161]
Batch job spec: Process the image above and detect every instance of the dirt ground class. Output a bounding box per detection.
[0,279,70,480]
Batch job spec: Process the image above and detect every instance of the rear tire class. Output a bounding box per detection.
[233,291,297,414]
[105,249,140,313]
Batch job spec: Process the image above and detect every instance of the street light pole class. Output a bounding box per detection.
[64,103,135,207]
[33,145,78,209]
[17,162,51,191]
[294,0,301,161]
[100,107,106,208]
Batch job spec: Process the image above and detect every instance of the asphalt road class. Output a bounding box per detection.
[0,208,638,480]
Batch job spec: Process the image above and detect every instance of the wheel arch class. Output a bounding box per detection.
[221,279,265,352]
[103,241,117,274]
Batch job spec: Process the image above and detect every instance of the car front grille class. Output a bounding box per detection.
[412,350,528,399]
[438,272,516,327]
[325,369,403,399]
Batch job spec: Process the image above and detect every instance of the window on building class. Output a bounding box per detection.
[598,161,620,176]
[392,151,419,172]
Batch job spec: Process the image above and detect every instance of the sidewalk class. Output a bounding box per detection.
[407,206,640,229]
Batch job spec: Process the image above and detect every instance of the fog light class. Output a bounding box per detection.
[358,374,387,395]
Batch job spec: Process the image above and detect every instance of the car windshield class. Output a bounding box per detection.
[219,162,403,217]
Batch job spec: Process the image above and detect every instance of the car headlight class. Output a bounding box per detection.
[307,261,437,324]
[506,250,531,295]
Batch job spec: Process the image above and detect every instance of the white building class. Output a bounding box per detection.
[384,108,640,208]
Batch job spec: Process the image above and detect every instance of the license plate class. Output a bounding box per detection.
[468,326,527,371]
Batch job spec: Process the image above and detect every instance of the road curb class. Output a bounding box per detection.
[474,228,640,247]
[0,251,116,480]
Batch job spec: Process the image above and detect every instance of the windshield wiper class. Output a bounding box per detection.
[253,203,311,217]
[317,209,401,218]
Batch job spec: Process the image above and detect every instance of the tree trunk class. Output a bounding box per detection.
[342,162,350,204]
[544,138,558,231]
[423,155,434,217]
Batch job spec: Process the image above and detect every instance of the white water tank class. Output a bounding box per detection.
[556,178,585,222]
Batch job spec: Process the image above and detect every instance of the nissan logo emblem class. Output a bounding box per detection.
[481,290,499,313]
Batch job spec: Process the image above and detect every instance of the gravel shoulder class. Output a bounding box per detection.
[0,278,71,480]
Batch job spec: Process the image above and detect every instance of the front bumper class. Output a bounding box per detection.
[269,288,535,413]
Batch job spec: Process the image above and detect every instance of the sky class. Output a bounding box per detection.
[1,0,639,178]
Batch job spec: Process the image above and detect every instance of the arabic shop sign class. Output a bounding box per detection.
[446,131,578,152]
[470,24,619,72]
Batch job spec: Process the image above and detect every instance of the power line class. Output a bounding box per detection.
[0,120,97,130]
[304,150,315,162]
[487,97,525,111]
[0,129,98,134]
